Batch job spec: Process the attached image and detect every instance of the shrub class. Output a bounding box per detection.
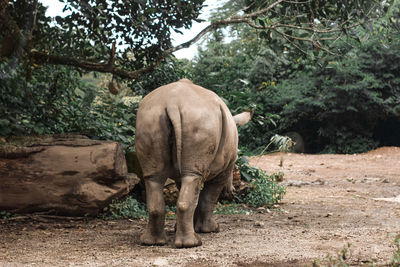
[0,211,14,220]
[102,195,147,219]
[390,234,400,267]
[189,15,400,154]
[0,63,138,150]
[236,155,286,207]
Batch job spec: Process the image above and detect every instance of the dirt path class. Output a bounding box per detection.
[1,147,400,266]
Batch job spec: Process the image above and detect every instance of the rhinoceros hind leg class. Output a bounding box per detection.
[194,181,224,233]
[140,178,167,246]
[194,165,234,233]
[175,175,202,248]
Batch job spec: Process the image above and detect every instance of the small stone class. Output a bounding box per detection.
[254,221,264,227]
[153,257,169,266]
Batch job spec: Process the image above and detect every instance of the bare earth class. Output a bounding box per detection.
[1,147,400,266]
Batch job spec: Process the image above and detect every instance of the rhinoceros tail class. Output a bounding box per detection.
[166,104,182,175]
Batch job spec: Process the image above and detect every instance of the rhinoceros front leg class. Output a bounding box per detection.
[140,177,167,246]
[175,175,202,248]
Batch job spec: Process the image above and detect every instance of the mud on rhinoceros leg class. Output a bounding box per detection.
[140,177,168,246]
[175,175,202,248]
[194,164,234,233]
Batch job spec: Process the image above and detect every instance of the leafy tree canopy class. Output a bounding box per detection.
[189,1,400,153]
[0,0,394,81]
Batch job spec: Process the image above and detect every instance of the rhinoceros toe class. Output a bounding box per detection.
[140,230,167,246]
[195,218,220,233]
[175,232,202,248]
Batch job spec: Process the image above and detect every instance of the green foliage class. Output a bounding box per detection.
[390,234,400,267]
[0,211,14,220]
[274,32,400,153]
[262,134,294,154]
[236,156,286,207]
[1,0,205,76]
[189,32,284,153]
[102,195,147,220]
[190,1,400,154]
[128,57,194,95]
[0,63,138,149]
[312,243,353,267]
[210,0,391,63]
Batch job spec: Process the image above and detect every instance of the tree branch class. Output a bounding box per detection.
[30,50,164,79]
[3,0,376,80]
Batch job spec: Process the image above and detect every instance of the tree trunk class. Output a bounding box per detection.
[0,135,139,216]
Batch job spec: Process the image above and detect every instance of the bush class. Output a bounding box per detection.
[236,155,286,207]
[391,234,400,267]
[0,63,138,150]
[189,15,400,154]
[102,195,147,219]
[274,35,400,153]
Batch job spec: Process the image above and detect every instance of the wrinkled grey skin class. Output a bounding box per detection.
[135,79,250,248]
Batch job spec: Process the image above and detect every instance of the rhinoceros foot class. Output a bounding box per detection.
[195,218,220,233]
[175,232,202,248]
[140,230,167,246]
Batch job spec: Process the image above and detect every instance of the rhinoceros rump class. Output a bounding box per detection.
[135,79,250,248]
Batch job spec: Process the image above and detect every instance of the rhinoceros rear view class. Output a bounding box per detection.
[135,79,250,248]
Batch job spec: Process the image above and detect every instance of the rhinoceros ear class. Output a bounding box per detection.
[233,111,252,126]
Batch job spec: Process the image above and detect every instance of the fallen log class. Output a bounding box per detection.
[0,135,139,216]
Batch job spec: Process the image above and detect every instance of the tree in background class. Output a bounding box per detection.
[190,0,400,153]
[0,0,392,80]
[1,0,398,153]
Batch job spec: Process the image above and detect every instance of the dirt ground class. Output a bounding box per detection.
[1,147,400,266]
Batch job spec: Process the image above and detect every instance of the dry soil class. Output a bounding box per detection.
[1,147,400,266]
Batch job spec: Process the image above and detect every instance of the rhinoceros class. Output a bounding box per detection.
[135,79,250,248]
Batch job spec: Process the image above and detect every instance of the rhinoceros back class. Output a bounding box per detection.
[135,79,238,181]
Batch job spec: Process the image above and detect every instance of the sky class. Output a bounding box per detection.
[38,0,223,59]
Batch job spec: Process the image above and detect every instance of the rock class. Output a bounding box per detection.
[153,257,169,266]
[163,178,179,206]
[373,195,400,203]
[254,221,265,227]
[0,135,139,216]
[284,132,305,153]
[282,179,325,187]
